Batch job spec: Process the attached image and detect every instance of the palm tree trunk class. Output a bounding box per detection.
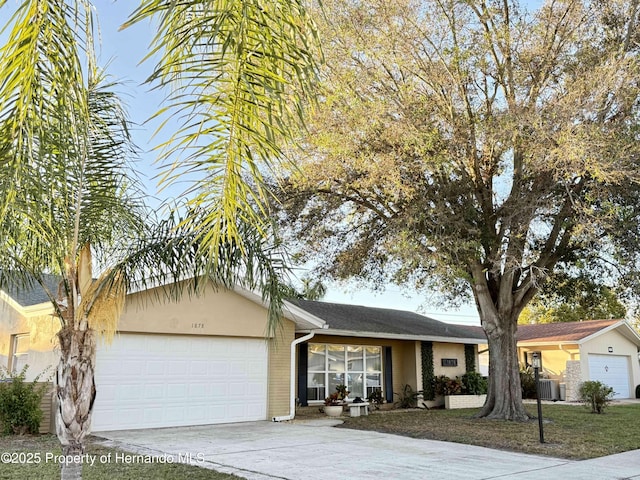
[55,327,96,480]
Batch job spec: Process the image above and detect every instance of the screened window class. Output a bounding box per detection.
[307,344,383,401]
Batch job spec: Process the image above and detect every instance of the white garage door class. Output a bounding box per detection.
[588,354,630,399]
[92,334,268,431]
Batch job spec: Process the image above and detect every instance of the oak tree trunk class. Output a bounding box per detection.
[55,327,96,480]
[476,314,530,421]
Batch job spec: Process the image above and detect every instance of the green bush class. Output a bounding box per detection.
[520,367,537,399]
[0,366,47,435]
[461,372,488,395]
[434,375,463,396]
[394,384,421,408]
[579,380,614,414]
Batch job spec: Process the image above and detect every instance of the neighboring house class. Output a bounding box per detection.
[0,280,486,432]
[515,319,640,401]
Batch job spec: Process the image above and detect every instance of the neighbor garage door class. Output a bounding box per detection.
[92,334,268,431]
[587,354,630,399]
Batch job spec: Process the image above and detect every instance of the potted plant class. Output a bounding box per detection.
[324,384,349,417]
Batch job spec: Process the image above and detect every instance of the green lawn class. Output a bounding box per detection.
[0,435,241,480]
[337,403,640,459]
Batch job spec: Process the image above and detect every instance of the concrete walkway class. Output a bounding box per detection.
[95,420,640,480]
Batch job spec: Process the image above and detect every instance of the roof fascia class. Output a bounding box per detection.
[232,286,326,330]
[518,340,580,347]
[304,328,486,344]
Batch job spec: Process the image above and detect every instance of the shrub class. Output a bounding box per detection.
[636,384,640,399]
[579,380,614,414]
[0,366,47,435]
[461,372,488,395]
[434,375,463,396]
[367,389,384,410]
[520,367,537,399]
[394,384,420,408]
[421,341,435,401]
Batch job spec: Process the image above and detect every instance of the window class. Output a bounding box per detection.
[10,334,29,373]
[307,344,383,401]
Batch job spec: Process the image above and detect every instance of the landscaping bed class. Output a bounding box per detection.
[337,403,640,460]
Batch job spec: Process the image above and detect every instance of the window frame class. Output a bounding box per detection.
[306,343,383,403]
[9,333,30,374]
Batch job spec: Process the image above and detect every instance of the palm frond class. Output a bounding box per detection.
[125,0,321,248]
[106,207,290,336]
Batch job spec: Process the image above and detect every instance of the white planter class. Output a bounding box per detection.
[324,405,344,417]
[420,394,444,409]
[444,394,487,410]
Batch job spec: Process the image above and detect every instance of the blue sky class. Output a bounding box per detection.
[0,0,482,325]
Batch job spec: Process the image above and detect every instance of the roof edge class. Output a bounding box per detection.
[301,328,486,344]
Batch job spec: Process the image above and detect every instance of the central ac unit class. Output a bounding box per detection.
[538,379,559,400]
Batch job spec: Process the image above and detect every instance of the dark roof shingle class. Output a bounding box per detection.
[288,299,486,340]
[2,274,60,307]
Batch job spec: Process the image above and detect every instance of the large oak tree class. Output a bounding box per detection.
[279,0,640,420]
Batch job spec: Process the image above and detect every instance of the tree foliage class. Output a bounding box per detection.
[279,0,640,420]
[519,272,627,324]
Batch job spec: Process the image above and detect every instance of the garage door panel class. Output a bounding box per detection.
[588,354,630,399]
[93,335,268,431]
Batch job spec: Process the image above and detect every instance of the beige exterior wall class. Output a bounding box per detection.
[433,343,467,378]
[267,319,295,418]
[0,300,58,381]
[518,344,579,381]
[581,329,640,392]
[119,286,272,337]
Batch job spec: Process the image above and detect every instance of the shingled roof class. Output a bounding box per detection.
[1,274,60,307]
[517,319,622,343]
[287,298,486,342]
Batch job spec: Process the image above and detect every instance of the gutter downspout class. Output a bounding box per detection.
[272,330,317,422]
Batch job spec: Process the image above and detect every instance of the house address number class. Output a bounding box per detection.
[191,323,205,329]
[441,358,458,367]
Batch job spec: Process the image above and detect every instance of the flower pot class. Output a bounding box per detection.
[324,405,343,417]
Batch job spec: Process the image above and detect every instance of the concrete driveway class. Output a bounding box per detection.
[95,419,640,480]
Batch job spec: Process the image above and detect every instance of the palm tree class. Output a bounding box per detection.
[123,0,321,255]
[0,1,294,478]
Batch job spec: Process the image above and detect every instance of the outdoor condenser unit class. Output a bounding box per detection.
[538,379,559,400]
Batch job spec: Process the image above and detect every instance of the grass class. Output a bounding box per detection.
[0,435,241,480]
[336,403,640,459]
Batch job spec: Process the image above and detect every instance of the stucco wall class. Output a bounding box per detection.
[119,286,272,338]
[433,343,467,378]
[0,301,58,381]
